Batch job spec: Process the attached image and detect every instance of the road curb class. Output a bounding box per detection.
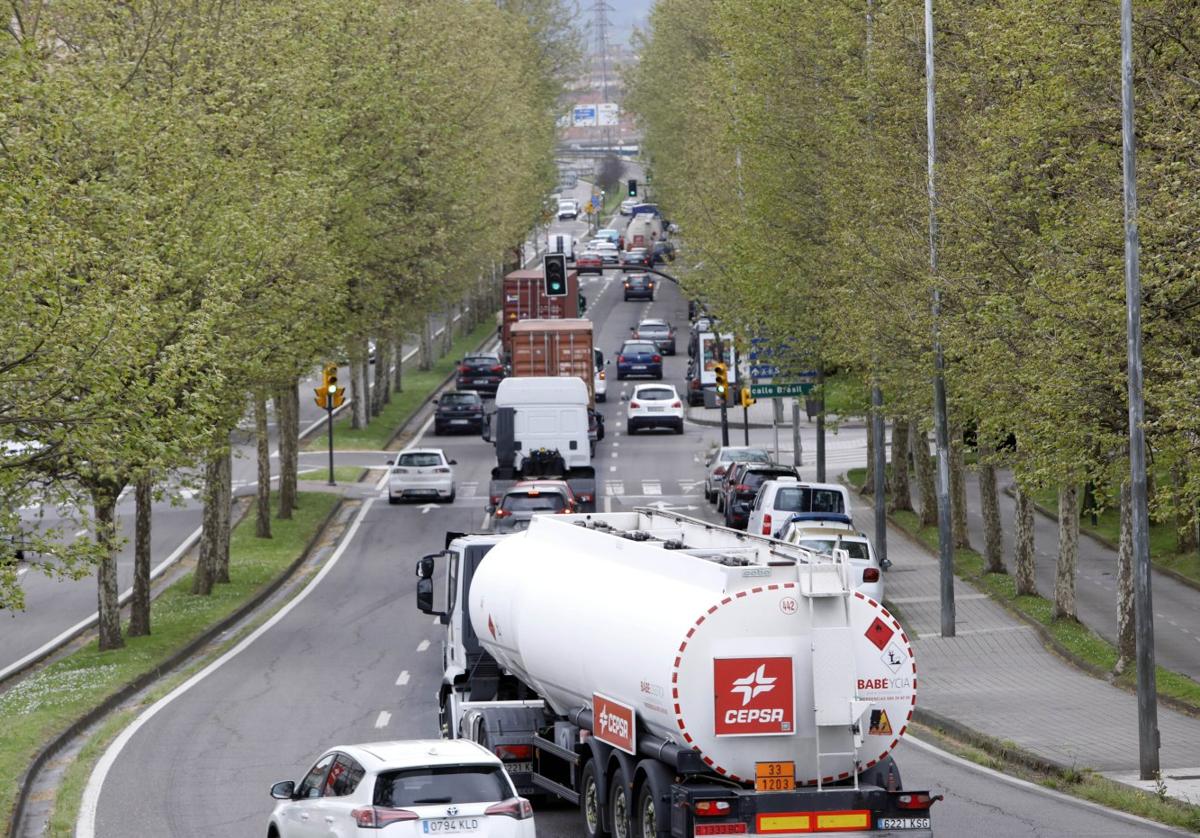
[1002,484,1200,594]
[684,409,869,432]
[912,706,1074,777]
[8,497,346,837]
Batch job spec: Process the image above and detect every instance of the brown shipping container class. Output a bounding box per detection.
[509,319,595,407]
[501,268,580,357]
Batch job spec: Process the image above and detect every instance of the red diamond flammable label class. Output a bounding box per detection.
[865,617,894,651]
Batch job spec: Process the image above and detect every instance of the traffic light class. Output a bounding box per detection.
[627,178,638,197]
[316,362,345,409]
[740,387,756,408]
[713,363,728,401]
[544,253,568,297]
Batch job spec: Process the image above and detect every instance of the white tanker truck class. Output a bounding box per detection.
[415,509,938,837]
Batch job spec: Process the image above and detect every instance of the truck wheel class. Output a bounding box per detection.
[635,782,668,838]
[609,767,633,838]
[580,760,609,838]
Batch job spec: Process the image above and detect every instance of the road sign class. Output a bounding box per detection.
[749,382,814,398]
[750,364,780,379]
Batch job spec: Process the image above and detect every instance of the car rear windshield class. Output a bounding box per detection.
[626,276,650,285]
[623,342,657,354]
[796,538,870,562]
[374,764,510,807]
[635,388,676,401]
[463,356,498,368]
[720,448,769,463]
[638,324,669,334]
[502,492,567,512]
[440,393,478,405]
[397,453,442,467]
[744,470,794,490]
[774,487,845,514]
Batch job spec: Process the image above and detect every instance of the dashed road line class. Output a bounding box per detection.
[416,639,430,652]
[375,711,391,729]
[396,671,410,686]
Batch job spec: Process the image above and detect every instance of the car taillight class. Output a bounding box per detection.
[555,507,570,514]
[434,467,451,473]
[495,744,532,760]
[630,401,640,409]
[472,405,483,412]
[352,807,419,828]
[652,354,662,362]
[690,378,700,390]
[457,365,469,373]
[491,365,504,372]
[762,514,772,535]
[578,493,593,503]
[714,466,726,476]
[863,567,881,583]
[735,484,750,493]
[896,792,935,810]
[617,355,625,363]
[693,800,733,817]
[494,509,511,519]
[624,282,630,288]
[599,370,606,380]
[671,400,682,408]
[485,798,534,820]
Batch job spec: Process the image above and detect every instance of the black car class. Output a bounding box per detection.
[632,319,676,355]
[623,273,656,301]
[456,353,506,395]
[684,359,706,406]
[433,391,485,434]
[724,465,801,530]
[620,248,653,270]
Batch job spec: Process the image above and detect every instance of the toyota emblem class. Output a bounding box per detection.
[446,805,459,817]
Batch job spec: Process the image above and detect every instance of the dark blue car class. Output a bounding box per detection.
[616,340,663,380]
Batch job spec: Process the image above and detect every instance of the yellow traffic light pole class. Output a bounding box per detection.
[315,362,344,485]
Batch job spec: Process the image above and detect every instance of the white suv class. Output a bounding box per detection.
[624,383,684,434]
[746,480,852,538]
[268,740,535,837]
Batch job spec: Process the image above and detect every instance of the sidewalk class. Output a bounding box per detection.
[847,490,1200,805]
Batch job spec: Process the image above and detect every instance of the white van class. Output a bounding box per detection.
[493,377,591,471]
[746,479,853,538]
[549,233,576,263]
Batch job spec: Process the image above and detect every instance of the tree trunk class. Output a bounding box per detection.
[1172,463,1195,553]
[978,458,1004,573]
[393,338,404,391]
[889,417,912,512]
[1014,486,1037,595]
[949,430,970,548]
[193,454,222,595]
[275,385,295,520]
[214,444,232,584]
[911,424,938,527]
[861,415,876,496]
[129,476,153,637]
[255,392,272,539]
[374,338,390,412]
[93,484,125,650]
[1052,483,1080,621]
[350,346,367,430]
[1115,481,1135,674]
[419,314,434,371]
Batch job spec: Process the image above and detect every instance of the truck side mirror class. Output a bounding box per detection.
[881,557,894,572]
[416,554,436,579]
[481,417,492,443]
[416,576,439,616]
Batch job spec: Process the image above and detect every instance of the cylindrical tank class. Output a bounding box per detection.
[469,517,917,785]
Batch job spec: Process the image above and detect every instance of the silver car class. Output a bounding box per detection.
[703,446,770,503]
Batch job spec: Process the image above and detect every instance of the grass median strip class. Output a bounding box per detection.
[0,492,339,827]
[312,318,496,451]
[847,468,1200,714]
[298,466,367,483]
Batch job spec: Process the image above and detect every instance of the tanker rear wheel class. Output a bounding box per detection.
[609,766,632,838]
[635,775,669,838]
[580,760,609,838]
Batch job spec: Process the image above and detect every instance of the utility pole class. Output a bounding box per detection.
[872,384,889,568]
[924,0,954,637]
[816,366,826,482]
[715,332,730,446]
[1120,0,1159,780]
[792,400,802,468]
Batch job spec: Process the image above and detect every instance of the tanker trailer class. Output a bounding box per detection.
[416,509,938,837]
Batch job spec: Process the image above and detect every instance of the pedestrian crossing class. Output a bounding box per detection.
[605,479,702,498]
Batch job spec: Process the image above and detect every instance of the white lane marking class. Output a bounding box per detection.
[416,639,430,652]
[604,495,612,513]
[610,465,617,472]
[17,566,28,578]
[74,529,88,538]
[643,481,662,495]
[77,499,376,838]
[433,616,441,625]
[606,481,624,496]
[904,735,1195,836]
[375,711,391,729]
[396,671,410,686]
[610,452,618,459]
[0,525,203,685]
[612,442,619,448]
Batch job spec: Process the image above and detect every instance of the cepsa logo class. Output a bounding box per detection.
[593,693,636,754]
[713,657,795,736]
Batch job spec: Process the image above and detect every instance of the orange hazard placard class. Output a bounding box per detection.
[755,761,796,792]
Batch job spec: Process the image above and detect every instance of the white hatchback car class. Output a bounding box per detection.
[268,740,535,837]
[746,479,853,538]
[387,449,456,504]
[624,383,684,434]
[593,348,608,403]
